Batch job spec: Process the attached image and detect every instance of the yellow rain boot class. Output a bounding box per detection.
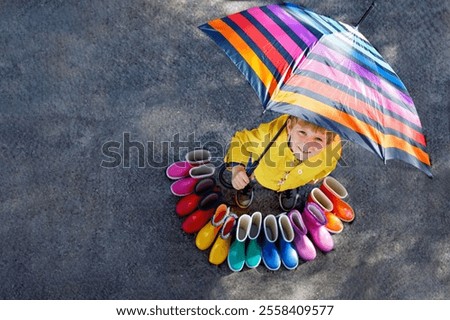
[196,204,228,250]
[208,212,237,265]
[209,236,231,265]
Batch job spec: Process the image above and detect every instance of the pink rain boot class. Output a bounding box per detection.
[288,209,316,261]
[302,202,334,253]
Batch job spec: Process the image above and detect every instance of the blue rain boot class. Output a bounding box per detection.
[278,213,299,270]
[262,215,281,271]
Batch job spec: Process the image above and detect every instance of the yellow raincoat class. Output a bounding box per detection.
[224,114,342,192]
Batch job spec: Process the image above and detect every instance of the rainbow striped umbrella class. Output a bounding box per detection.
[199,2,432,176]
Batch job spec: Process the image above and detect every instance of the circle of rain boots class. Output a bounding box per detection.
[167,156,356,271]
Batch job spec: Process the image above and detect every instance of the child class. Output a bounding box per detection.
[224,114,342,210]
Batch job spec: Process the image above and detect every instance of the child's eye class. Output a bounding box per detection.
[314,137,323,142]
[298,130,307,135]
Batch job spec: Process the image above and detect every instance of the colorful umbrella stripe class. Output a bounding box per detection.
[200,3,431,176]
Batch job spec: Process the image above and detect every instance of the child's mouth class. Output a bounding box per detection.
[297,146,310,155]
[294,146,310,159]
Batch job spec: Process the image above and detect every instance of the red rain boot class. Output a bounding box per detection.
[181,208,215,234]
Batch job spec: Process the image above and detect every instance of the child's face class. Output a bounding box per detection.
[287,119,327,161]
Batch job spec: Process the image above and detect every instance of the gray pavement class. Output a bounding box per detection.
[0,0,449,299]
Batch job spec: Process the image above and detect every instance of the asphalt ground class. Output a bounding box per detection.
[0,0,449,299]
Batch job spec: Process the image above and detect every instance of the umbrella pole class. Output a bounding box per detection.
[355,1,376,30]
[246,119,288,177]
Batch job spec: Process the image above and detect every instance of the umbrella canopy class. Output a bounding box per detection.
[199,2,432,177]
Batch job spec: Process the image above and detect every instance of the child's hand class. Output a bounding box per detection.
[231,165,250,190]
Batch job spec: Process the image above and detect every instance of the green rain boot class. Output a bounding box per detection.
[245,211,262,269]
[227,214,251,272]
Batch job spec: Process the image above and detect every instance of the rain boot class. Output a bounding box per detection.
[278,214,299,270]
[189,163,215,179]
[246,211,262,269]
[302,202,334,253]
[181,207,215,234]
[228,214,251,272]
[194,177,216,195]
[209,213,237,265]
[288,209,316,261]
[307,187,343,234]
[185,149,211,165]
[170,177,200,197]
[166,161,196,180]
[262,215,281,271]
[167,149,211,180]
[320,176,355,222]
[176,193,202,217]
[176,185,219,217]
[195,204,228,251]
[171,175,216,198]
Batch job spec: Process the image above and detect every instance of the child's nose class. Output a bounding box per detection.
[304,141,322,152]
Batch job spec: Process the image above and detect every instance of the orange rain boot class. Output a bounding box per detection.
[307,188,344,234]
[320,177,355,223]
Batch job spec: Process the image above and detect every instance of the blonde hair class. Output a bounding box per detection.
[288,115,337,145]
